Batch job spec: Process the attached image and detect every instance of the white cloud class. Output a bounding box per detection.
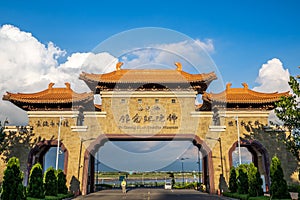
[41,52,117,92]
[253,58,290,93]
[59,52,117,73]
[0,25,65,92]
[253,58,292,125]
[0,24,118,125]
[195,39,214,52]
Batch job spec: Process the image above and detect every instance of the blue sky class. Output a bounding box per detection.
[0,0,298,172]
[1,0,299,86]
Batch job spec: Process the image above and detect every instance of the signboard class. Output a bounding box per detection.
[116,104,179,131]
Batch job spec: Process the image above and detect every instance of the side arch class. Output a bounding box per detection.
[27,140,69,180]
[228,139,270,191]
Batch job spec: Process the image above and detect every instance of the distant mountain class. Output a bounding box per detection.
[96,160,202,172]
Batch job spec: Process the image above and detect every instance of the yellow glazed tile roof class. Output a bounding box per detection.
[211,83,289,103]
[3,83,93,104]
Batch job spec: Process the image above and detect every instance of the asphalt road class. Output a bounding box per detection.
[73,189,233,200]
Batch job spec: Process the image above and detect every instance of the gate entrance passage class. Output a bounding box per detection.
[3,62,291,195]
[83,136,212,194]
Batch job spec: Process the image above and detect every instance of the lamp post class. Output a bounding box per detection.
[197,149,201,185]
[56,116,63,170]
[206,136,227,193]
[218,138,224,175]
[179,157,189,184]
[235,116,242,165]
[206,137,224,175]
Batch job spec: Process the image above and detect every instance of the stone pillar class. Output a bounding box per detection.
[207,125,228,193]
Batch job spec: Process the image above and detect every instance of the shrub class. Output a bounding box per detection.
[173,182,196,189]
[95,183,113,190]
[0,157,26,200]
[27,163,44,198]
[44,167,58,196]
[270,156,289,199]
[229,166,238,193]
[237,168,248,194]
[57,170,68,194]
[248,163,263,197]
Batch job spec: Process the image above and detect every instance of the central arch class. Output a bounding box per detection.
[81,134,215,195]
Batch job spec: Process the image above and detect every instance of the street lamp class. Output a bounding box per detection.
[56,116,63,170]
[197,149,201,185]
[235,116,242,165]
[178,157,189,184]
[206,137,224,175]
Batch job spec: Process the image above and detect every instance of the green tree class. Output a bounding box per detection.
[44,167,58,196]
[255,170,264,195]
[0,126,36,162]
[228,166,237,193]
[27,163,44,198]
[270,156,289,198]
[237,167,248,194]
[57,169,68,194]
[0,157,26,200]
[275,75,300,161]
[248,163,263,197]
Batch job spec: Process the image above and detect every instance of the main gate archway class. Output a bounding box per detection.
[2,62,293,196]
[81,134,214,195]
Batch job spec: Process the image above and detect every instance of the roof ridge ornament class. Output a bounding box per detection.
[116,62,123,71]
[48,82,55,89]
[65,82,71,89]
[175,62,182,71]
[242,82,248,89]
[226,83,232,90]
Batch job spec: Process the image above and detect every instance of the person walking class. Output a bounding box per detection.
[121,179,127,193]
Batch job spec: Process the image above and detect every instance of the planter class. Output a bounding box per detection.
[289,192,298,200]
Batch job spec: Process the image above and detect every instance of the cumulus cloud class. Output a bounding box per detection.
[0,24,117,125]
[253,58,292,125]
[41,52,117,92]
[253,58,290,93]
[0,25,65,92]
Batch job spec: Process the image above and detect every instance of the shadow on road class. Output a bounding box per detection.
[73,188,234,200]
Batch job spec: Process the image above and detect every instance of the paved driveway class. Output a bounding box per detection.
[73,188,233,200]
